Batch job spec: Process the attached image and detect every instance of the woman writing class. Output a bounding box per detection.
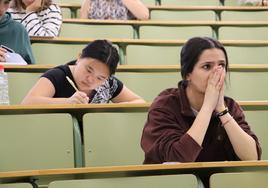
[22,40,145,104]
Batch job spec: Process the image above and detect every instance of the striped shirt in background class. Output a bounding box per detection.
[8,4,62,37]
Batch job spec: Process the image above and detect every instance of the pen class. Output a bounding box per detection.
[66,76,79,91]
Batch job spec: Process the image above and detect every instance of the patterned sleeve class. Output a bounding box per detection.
[20,4,62,37]
[109,76,123,99]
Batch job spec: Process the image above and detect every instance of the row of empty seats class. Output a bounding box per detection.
[58,20,268,40]
[31,38,268,65]
[60,5,268,20]
[56,0,250,6]
[55,0,223,6]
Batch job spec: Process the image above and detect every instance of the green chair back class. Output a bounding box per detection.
[32,43,119,65]
[219,26,268,40]
[160,0,220,6]
[116,72,179,102]
[60,23,134,39]
[0,114,74,171]
[83,112,147,166]
[32,43,85,65]
[221,11,268,21]
[139,26,213,39]
[0,183,33,188]
[49,174,199,188]
[225,46,268,64]
[54,0,82,3]
[126,45,182,65]
[223,0,238,6]
[210,172,268,188]
[225,71,268,101]
[151,10,216,21]
[8,72,42,104]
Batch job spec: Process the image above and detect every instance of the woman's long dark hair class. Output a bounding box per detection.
[180,37,229,80]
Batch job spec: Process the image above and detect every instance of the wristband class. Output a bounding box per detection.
[217,107,229,117]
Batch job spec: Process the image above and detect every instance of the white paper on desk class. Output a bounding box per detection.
[0,52,27,65]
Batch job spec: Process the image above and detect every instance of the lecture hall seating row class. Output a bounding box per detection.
[59,3,268,21]
[5,64,268,103]
[57,19,268,40]
[30,38,268,65]
[0,102,267,169]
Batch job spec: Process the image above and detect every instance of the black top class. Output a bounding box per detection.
[42,64,123,103]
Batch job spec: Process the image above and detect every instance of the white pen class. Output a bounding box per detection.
[66,76,79,91]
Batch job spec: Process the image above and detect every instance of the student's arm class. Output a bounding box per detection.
[80,0,91,19]
[219,112,259,160]
[111,85,145,103]
[21,77,89,104]
[215,73,259,160]
[122,0,149,20]
[0,47,7,62]
[22,3,62,37]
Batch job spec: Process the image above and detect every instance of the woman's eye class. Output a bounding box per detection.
[97,77,104,81]
[220,63,226,68]
[203,65,210,70]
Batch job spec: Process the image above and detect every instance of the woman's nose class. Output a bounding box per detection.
[87,75,95,84]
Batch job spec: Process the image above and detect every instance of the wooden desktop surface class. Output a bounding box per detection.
[1,160,268,183]
[0,101,267,115]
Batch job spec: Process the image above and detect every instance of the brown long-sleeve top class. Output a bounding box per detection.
[141,81,262,164]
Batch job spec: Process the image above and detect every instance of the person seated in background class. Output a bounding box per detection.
[80,0,149,20]
[8,0,62,37]
[0,0,35,64]
[141,37,261,164]
[238,0,268,5]
[22,40,145,104]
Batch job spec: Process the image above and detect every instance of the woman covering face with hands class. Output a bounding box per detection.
[141,37,261,165]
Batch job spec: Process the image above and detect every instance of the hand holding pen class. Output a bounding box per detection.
[66,76,89,104]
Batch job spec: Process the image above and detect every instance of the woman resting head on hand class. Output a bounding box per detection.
[22,40,145,104]
[141,37,261,166]
[8,0,62,37]
[80,0,149,20]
